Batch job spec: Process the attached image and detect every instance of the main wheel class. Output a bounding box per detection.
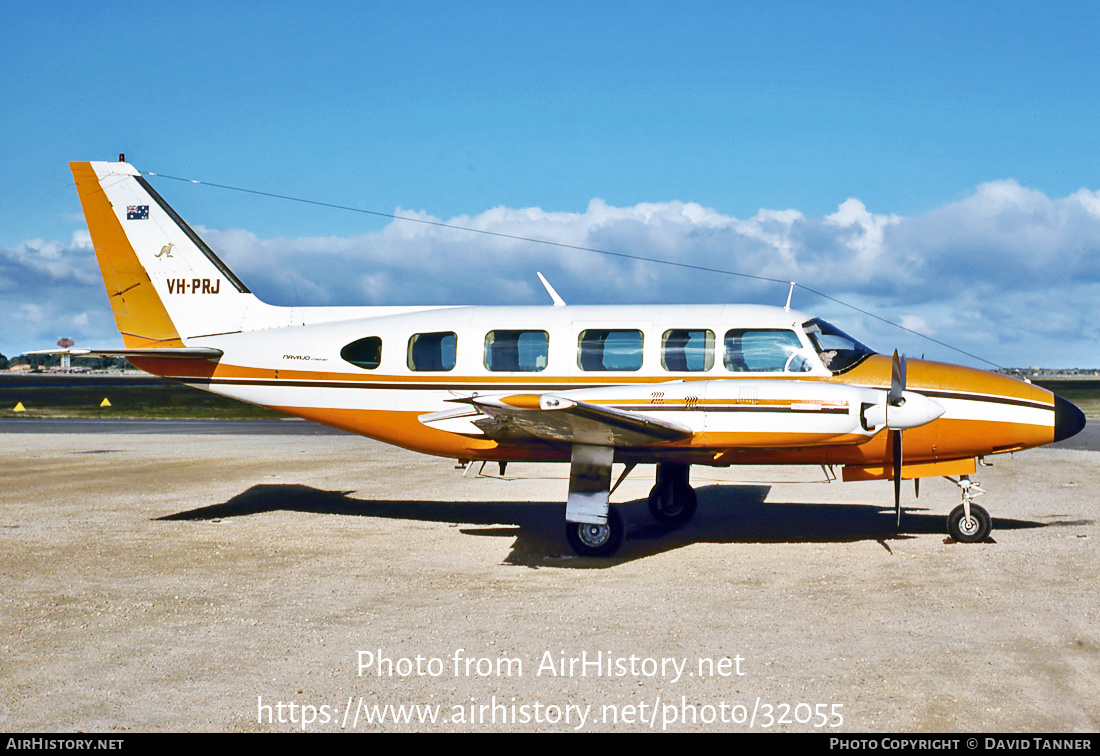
[647,480,697,526]
[565,507,624,557]
[647,463,698,526]
[947,503,992,542]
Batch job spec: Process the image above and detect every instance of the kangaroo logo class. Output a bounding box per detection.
[156,243,175,258]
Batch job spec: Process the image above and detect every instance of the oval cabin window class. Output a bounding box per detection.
[340,336,382,370]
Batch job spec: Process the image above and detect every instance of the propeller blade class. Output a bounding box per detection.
[889,350,907,407]
[892,429,903,529]
[914,478,920,498]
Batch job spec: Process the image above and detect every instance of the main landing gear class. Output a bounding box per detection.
[565,508,625,558]
[647,462,698,526]
[563,458,699,558]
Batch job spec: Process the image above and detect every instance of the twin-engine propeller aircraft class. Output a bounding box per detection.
[54,159,1086,556]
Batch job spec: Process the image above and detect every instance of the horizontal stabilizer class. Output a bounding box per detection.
[24,347,223,360]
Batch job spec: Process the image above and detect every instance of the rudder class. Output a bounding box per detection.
[70,160,263,346]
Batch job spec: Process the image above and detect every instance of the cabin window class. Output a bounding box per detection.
[484,330,549,372]
[723,329,811,373]
[578,329,643,371]
[340,336,382,370]
[803,318,875,374]
[661,329,714,372]
[408,332,457,371]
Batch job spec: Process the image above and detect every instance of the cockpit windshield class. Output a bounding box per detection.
[802,318,876,374]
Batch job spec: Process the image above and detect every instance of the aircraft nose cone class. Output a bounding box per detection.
[1053,394,1086,442]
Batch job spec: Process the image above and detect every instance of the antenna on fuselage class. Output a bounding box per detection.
[784,281,796,312]
[537,271,567,306]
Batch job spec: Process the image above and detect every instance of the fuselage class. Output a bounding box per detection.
[127,301,1070,471]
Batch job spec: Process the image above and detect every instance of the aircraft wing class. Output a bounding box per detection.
[422,393,693,447]
[420,378,946,451]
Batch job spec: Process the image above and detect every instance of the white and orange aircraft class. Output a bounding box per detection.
[55,159,1086,556]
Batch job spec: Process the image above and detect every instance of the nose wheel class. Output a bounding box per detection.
[947,503,991,542]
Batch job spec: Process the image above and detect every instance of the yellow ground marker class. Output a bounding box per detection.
[99,398,112,408]
[13,402,25,412]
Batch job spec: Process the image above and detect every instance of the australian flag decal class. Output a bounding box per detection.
[127,205,149,220]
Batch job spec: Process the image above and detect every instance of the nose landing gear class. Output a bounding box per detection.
[945,475,991,542]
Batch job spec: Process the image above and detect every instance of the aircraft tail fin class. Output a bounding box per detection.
[70,160,267,347]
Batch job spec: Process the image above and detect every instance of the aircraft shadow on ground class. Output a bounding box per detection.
[158,483,1051,567]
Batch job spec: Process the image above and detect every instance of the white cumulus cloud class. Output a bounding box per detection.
[3,182,1099,368]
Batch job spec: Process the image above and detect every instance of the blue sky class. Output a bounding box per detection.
[2,1,1099,367]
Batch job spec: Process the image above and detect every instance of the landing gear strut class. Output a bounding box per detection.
[564,444,624,557]
[647,463,697,526]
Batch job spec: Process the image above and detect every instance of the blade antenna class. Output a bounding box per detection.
[536,271,566,307]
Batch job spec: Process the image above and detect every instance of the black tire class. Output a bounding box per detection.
[947,503,992,542]
[566,507,624,557]
[647,481,698,526]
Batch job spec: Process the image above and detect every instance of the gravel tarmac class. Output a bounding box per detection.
[2,429,1097,732]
